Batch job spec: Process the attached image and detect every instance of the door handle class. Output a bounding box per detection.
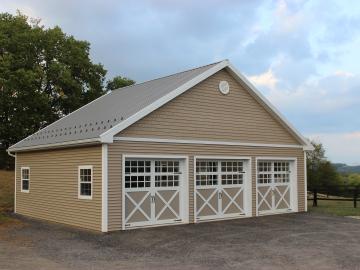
[218,191,222,199]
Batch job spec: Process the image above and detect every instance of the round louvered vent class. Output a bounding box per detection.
[219,80,230,95]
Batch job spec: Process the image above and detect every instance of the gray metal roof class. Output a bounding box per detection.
[9,61,222,151]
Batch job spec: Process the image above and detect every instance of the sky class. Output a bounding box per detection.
[2,0,360,164]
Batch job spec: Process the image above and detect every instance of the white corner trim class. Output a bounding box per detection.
[99,60,229,143]
[114,137,304,149]
[226,63,312,148]
[14,154,17,213]
[101,144,108,232]
[304,151,308,212]
[9,138,101,152]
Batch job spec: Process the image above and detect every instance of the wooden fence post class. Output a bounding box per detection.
[354,187,358,208]
[313,189,317,207]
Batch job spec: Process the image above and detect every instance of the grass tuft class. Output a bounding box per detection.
[308,200,360,216]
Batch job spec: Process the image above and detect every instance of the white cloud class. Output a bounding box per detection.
[248,69,278,89]
[308,132,360,165]
[274,0,307,34]
[262,70,360,117]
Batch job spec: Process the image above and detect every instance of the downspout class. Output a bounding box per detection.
[7,150,15,158]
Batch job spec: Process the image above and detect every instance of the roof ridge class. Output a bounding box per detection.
[112,60,227,92]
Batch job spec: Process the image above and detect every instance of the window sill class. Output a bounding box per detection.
[78,195,92,200]
[21,190,29,193]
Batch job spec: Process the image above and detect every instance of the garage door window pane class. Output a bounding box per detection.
[258,173,271,184]
[220,161,244,185]
[125,160,151,189]
[258,162,271,172]
[274,173,289,183]
[257,161,291,184]
[196,161,219,186]
[154,160,180,187]
[274,162,289,172]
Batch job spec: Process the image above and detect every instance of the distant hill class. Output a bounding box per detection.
[333,163,360,174]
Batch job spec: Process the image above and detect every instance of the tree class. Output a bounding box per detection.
[106,76,135,91]
[0,12,133,169]
[307,141,340,190]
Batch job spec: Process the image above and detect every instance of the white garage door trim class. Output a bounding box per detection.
[255,157,298,216]
[194,156,252,222]
[122,154,189,230]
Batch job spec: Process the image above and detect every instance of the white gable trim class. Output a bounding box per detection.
[100,60,312,149]
[99,60,229,143]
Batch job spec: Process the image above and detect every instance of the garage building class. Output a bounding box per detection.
[8,60,313,232]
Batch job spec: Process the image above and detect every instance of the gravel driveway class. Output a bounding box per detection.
[1,213,360,270]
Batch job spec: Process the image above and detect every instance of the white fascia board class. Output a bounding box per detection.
[100,60,229,143]
[114,136,304,149]
[226,63,312,148]
[8,138,101,152]
[303,144,315,151]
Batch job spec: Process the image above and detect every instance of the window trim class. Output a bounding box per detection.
[78,165,93,200]
[20,167,30,193]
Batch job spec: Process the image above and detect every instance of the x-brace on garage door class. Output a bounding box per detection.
[195,158,251,221]
[123,157,187,229]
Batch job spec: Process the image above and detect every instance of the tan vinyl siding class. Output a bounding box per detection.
[118,69,301,145]
[16,146,102,231]
[107,141,305,231]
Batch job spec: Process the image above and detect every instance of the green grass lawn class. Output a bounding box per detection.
[308,200,360,216]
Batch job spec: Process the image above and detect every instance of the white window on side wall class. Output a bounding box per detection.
[21,167,30,192]
[78,165,93,199]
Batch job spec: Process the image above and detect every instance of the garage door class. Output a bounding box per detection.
[257,160,294,215]
[195,159,250,221]
[123,158,186,228]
